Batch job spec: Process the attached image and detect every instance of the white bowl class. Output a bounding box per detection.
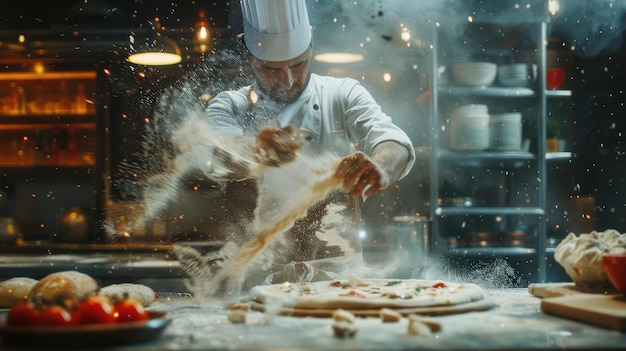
[452,104,489,117]
[451,62,497,87]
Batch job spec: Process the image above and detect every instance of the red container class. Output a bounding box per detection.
[546,67,565,89]
[602,254,626,294]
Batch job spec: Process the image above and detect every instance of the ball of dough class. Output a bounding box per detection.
[0,277,38,308]
[100,283,156,306]
[28,271,99,308]
[554,230,626,287]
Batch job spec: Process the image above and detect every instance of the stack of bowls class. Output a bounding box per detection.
[488,112,522,151]
[450,104,490,151]
[450,62,497,87]
[497,63,537,88]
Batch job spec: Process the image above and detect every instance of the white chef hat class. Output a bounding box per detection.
[240,0,312,62]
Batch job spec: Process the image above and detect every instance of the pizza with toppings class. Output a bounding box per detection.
[249,279,486,313]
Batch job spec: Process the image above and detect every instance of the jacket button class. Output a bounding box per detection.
[313,104,319,111]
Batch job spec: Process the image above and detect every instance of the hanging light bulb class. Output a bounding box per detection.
[194,9,212,53]
[547,0,560,17]
[128,17,182,66]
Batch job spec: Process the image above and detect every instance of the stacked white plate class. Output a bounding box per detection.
[497,64,537,88]
[488,112,522,151]
[450,104,490,151]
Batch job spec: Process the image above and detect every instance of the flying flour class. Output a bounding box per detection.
[115,104,348,296]
[165,121,347,297]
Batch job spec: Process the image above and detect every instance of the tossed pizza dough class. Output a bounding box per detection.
[0,277,38,308]
[29,271,99,307]
[250,279,484,310]
[100,283,156,306]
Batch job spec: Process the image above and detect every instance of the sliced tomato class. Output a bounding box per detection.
[432,282,447,288]
[38,305,75,326]
[113,298,149,323]
[75,295,116,325]
[7,302,39,326]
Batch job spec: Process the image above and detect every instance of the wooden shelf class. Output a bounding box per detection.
[0,114,96,130]
[0,71,96,81]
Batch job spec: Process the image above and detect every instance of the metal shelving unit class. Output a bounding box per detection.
[428,21,572,282]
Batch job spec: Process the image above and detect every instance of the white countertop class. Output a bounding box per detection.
[110,288,625,350]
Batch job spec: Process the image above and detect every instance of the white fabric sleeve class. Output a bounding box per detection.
[340,79,416,179]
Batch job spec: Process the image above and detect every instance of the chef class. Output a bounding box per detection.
[205,0,415,286]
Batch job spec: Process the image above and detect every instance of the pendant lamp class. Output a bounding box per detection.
[128,18,182,66]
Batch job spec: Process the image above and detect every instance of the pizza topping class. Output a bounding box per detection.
[330,280,342,287]
[331,279,358,288]
[385,280,403,286]
[341,290,367,299]
[299,282,312,292]
[278,282,293,293]
[432,282,447,288]
[381,285,418,299]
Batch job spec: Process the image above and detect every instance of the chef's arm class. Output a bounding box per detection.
[335,141,411,198]
[209,126,304,180]
[370,140,412,186]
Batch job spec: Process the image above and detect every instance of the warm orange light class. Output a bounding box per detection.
[194,9,212,53]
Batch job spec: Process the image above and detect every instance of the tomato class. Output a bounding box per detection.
[432,282,447,288]
[113,298,149,323]
[7,302,39,326]
[38,305,75,326]
[75,296,116,325]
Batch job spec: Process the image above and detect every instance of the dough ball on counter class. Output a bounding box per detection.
[379,308,402,323]
[100,283,156,307]
[332,309,358,338]
[554,229,626,287]
[28,271,99,308]
[0,277,38,308]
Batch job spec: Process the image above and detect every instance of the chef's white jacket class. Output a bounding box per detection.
[205,73,416,284]
[206,73,415,175]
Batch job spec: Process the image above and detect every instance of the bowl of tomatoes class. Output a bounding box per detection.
[0,295,170,348]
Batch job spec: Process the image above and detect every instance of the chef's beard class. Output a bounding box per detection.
[258,84,305,104]
[255,72,310,104]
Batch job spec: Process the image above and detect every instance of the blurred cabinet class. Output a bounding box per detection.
[0,70,99,242]
[429,20,573,282]
[0,71,97,167]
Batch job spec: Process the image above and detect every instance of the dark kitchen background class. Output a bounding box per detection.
[0,0,624,284]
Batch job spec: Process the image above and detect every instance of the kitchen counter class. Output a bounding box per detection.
[90,289,624,350]
[0,249,624,350]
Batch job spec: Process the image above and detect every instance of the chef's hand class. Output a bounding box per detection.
[334,151,390,197]
[255,126,305,167]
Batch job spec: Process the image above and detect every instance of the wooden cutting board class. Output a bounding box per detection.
[540,294,626,331]
[528,282,617,298]
[530,283,625,331]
